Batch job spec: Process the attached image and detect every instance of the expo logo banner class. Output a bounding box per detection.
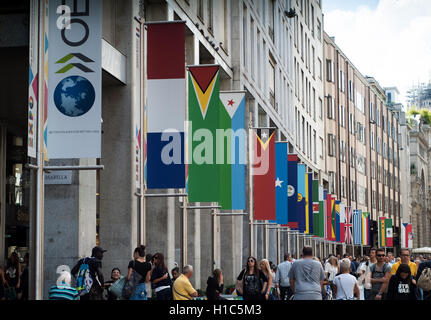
[47,0,102,159]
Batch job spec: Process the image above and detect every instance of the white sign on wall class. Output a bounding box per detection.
[45,171,72,185]
[47,0,102,159]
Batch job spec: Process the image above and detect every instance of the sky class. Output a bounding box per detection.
[322,0,431,106]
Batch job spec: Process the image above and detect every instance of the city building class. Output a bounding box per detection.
[323,33,404,255]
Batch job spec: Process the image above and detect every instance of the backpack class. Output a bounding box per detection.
[76,258,93,296]
[122,261,143,299]
[417,267,431,291]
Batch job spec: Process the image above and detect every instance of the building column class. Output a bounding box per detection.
[43,158,96,299]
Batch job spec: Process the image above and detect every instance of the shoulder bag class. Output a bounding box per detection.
[122,261,143,299]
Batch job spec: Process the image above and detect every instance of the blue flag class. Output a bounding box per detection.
[353,209,363,245]
[287,155,298,229]
[274,143,288,225]
[297,164,306,233]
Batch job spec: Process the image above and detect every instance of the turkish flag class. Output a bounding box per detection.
[253,129,276,220]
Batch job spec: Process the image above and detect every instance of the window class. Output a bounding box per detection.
[311,4,315,37]
[357,154,366,175]
[319,98,323,119]
[371,161,375,179]
[350,147,355,168]
[341,176,346,198]
[372,191,376,209]
[350,180,356,202]
[242,4,247,68]
[197,0,204,21]
[326,59,334,82]
[328,134,336,157]
[208,0,213,34]
[269,58,276,108]
[269,0,275,42]
[339,105,345,127]
[377,137,381,154]
[339,70,345,92]
[357,122,365,143]
[371,131,375,150]
[250,18,255,79]
[327,95,335,119]
[383,142,387,159]
[320,137,324,159]
[317,19,321,40]
[329,171,336,194]
[318,58,322,79]
[369,101,374,121]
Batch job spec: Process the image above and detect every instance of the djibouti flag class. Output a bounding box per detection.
[218,91,246,210]
[188,65,220,203]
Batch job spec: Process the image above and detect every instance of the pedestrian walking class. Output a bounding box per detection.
[19,253,29,300]
[324,255,339,295]
[288,246,326,300]
[71,246,106,300]
[172,265,198,300]
[387,252,395,267]
[391,249,417,278]
[4,252,21,300]
[236,256,267,301]
[49,270,79,300]
[206,269,224,300]
[274,253,293,300]
[386,263,417,300]
[145,253,154,299]
[369,248,391,300]
[415,256,431,300]
[104,268,121,300]
[151,253,173,300]
[333,259,360,300]
[259,259,274,300]
[171,267,180,284]
[125,245,152,300]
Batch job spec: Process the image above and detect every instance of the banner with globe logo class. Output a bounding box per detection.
[47,0,102,159]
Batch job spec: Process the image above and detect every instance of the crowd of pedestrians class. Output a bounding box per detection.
[2,244,431,301]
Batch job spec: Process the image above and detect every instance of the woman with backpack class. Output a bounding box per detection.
[125,245,152,300]
[386,263,417,300]
[236,256,268,301]
[151,253,172,300]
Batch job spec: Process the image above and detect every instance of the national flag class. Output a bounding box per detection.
[146,22,186,189]
[339,203,346,244]
[385,218,393,247]
[362,212,370,246]
[253,128,276,220]
[331,196,336,241]
[335,200,341,242]
[323,190,328,240]
[274,142,288,225]
[218,91,246,209]
[344,207,353,244]
[188,65,220,202]
[353,209,363,245]
[305,172,313,234]
[379,217,386,247]
[312,180,319,236]
[287,155,298,229]
[326,193,332,240]
[401,223,413,249]
[317,186,325,238]
[297,164,306,233]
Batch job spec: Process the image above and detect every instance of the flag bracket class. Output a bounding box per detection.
[180,205,221,210]
[26,164,105,171]
[216,212,248,216]
[145,193,188,198]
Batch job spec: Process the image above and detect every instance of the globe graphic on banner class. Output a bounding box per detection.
[53,76,95,117]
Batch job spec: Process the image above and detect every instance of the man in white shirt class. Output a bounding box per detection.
[333,260,360,300]
[274,253,293,300]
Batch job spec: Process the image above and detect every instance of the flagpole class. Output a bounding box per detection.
[277,227,281,265]
[248,117,255,258]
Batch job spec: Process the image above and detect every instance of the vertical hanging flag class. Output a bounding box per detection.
[47,0,102,158]
[312,180,319,236]
[323,190,328,240]
[219,91,246,209]
[253,128,276,220]
[287,155,298,229]
[28,0,39,158]
[385,218,393,247]
[146,21,186,188]
[318,186,325,238]
[274,142,288,225]
[306,173,314,235]
[326,193,332,240]
[339,203,346,244]
[331,196,336,241]
[335,200,341,242]
[379,217,386,247]
[353,209,363,245]
[362,212,371,246]
[297,164,306,233]
[188,65,220,202]
[401,223,413,249]
[345,207,353,245]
